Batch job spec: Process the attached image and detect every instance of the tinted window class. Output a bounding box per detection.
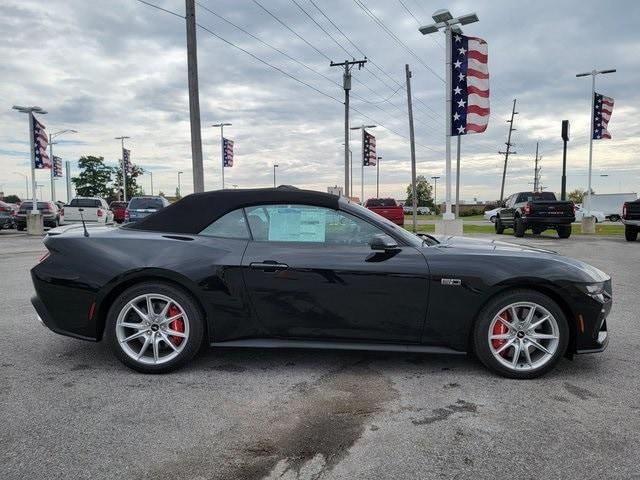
[70,198,101,208]
[199,209,250,239]
[517,192,556,202]
[129,197,164,210]
[244,204,384,245]
[366,198,397,207]
[110,202,127,208]
[19,202,52,211]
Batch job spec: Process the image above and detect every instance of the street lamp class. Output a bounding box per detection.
[420,10,478,225]
[431,176,441,214]
[13,105,47,213]
[13,171,29,200]
[575,68,615,218]
[350,124,376,203]
[273,164,279,188]
[49,129,77,202]
[115,136,131,201]
[212,123,232,189]
[177,171,184,197]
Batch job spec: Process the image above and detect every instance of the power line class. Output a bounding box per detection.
[290,0,351,57]
[135,0,184,19]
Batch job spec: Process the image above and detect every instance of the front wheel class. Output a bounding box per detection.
[495,217,505,234]
[557,225,571,238]
[625,225,638,241]
[610,215,621,222]
[473,290,569,379]
[105,282,205,373]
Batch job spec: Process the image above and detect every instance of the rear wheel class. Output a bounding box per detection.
[625,225,638,241]
[557,225,571,238]
[610,215,621,222]
[514,217,525,237]
[473,290,569,379]
[105,282,204,373]
[495,217,505,234]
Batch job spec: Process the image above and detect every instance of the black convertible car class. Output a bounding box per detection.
[31,187,611,378]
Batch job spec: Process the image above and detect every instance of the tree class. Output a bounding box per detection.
[112,164,144,203]
[405,175,434,208]
[568,188,595,204]
[3,194,21,204]
[72,156,115,199]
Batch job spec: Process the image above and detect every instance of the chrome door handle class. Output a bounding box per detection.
[249,261,289,272]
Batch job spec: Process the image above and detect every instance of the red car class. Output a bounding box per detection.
[109,201,128,223]
[364,198,404,226]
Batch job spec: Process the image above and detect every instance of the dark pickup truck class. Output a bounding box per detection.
[622,199,640,241]
[496,191,575,238]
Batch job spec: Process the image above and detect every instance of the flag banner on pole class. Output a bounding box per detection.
[33,115,51,169]
[593,93,614,140]
[223,138,234,167]
[123,148,133,173]
[53,156,63,178]
[451,33,489,136]
[363,130,377,166]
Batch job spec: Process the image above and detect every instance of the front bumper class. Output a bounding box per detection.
[573,283,612,355]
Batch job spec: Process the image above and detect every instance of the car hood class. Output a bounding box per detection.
[427,235,609,282]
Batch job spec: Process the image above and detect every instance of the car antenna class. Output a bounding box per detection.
[78,208,90,237]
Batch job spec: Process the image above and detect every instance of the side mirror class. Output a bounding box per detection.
[369,234,398,251]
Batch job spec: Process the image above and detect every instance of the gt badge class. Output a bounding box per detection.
[441,278,462,286]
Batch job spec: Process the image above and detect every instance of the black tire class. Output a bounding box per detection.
[625,225,638,242]
[17,224,25,231]
[610,215,620,222]
[473,289,569,379]
[557,225,571,239]
[105,281,205,373]
[494,217,505,234]
[514,217,525,237]
[489,215,496,223]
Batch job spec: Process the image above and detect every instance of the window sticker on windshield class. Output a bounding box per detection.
[268,207,326,242]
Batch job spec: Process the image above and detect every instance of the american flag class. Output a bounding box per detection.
[123,148,133,173]
[33,115,51,169]
[363,130,376,166]
[593,92,614,140]
[53,156,63,178]
[451,33,490,136]
[223,138,234,167]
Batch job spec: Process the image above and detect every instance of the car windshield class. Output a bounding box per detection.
[129,198,164,209]
[345,200,435,246]
[70,198,101,208]
[366,198,397,207]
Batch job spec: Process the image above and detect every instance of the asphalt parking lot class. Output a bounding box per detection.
[2,232,639,480]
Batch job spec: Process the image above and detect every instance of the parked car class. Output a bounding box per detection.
[31,187,611,379]
[622,198,640,241]
[364,198,404,226]
[496,192,575,238]
[402,205,431,215]
[109,201,128,223]
[484,207,503,223]
[60,197,113,225]
[584,193,638,221]
[15,201,60,230]
[574,206,605,223]
[0,201,16,229]
[125,196,170,223]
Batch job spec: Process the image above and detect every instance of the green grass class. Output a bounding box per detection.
[404,223,625,236]
[404,214,486,222]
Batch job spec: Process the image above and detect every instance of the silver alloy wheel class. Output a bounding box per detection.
[488,301,560,371]
[115,293,190,365]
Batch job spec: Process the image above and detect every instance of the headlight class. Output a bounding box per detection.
[585,282,605,295]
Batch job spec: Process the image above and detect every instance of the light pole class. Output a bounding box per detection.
[49,129,77,202]
[115,136,130,201]
[273,164,279,188]
[376,156,382,198]
[431,176,441,214]
[177,171,183,197]
[576,68,615,216]
[420,9,479,224]
[13,172,29,200]
[149,170,154,196]
[212,123,232,189]
[350,124,376,204]
[341,143,354,197]
[12,105,47,213]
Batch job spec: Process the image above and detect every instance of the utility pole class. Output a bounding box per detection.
[115,136,130,201]
[498,99,518,204]
[561,120,570,200]
[331,58,367,199]
[405,64,418,232]
[533,142,540,192]
[149,171,154,196]
[186,0,204,193]
[65,161,71,203]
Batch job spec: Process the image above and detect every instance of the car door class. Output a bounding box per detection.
[500,195,515,225]
[240,204,430,343]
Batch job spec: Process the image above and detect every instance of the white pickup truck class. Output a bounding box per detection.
[60,197,114,225]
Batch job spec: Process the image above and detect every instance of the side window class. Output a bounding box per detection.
[244,204,385,245]
[199,209,250,239]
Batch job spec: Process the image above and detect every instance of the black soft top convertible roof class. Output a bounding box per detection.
[123,186,340,234]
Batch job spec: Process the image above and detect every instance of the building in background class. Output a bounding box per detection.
[327,185,343,197]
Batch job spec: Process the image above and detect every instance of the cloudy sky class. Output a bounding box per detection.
[1,0,639,203]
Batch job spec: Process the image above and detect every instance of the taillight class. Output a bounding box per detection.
[125,209,130,220]
[524,202,531,215]
[623,204,628,219]
[39,252,50,263]
[97,208,103,217]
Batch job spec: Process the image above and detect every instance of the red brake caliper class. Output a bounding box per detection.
[492,312,509,356]
[167,304,184,346]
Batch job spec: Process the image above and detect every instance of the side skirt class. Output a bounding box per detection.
[210,338,466,355]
